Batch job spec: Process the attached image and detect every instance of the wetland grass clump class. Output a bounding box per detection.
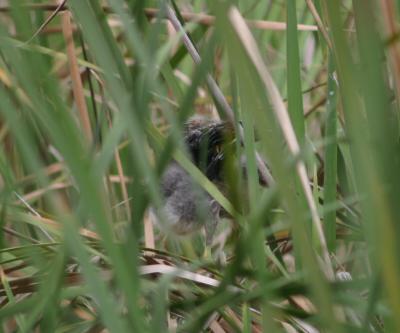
[0,1,399,332]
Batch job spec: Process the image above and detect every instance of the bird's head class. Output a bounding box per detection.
[183,117,235,181]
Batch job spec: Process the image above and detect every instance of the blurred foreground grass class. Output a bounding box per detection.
[1,1,400,332]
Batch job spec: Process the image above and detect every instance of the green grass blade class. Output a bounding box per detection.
[323,54,338,252]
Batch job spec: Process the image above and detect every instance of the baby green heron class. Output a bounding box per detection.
[154,117,235,244]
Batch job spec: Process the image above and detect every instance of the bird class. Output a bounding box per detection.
[152,116,235,245]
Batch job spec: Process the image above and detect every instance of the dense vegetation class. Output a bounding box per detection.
[1,1,400,332]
